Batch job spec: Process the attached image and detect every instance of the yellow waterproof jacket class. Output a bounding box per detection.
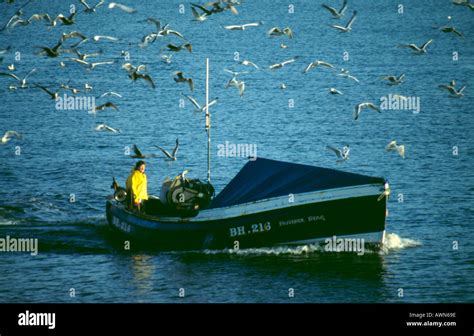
[126,170,148,202]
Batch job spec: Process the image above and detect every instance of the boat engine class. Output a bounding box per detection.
[114,187,127,203]
[160,171,214,212]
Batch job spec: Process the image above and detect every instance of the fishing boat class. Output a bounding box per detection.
[106,59,389,250]
[106,157,388,250]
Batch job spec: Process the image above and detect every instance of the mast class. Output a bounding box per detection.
[205,58,211,183]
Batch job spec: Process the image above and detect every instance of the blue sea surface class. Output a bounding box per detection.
[0,0,473,303]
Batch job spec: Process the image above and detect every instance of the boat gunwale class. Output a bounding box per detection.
[108,183,385,224]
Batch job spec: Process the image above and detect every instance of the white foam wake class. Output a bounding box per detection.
[381,232,422,253]
[200,233,421,256]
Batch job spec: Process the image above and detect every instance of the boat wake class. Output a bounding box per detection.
[380,232,422,253]
[202,232,421,256]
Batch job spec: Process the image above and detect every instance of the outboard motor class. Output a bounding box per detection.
[111,177,127,203]
[160,170,214,212]
[114,187,128,203]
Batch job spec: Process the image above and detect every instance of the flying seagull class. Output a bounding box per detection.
[269,57,299,70]
[94,102,119,112]
[239,59,259,69]
[122,63,155,88]
[354,102,381,120]
[329,88,343,95]
[224,22,262,30]
[268,27,293,39]
[382,73,405,85]
[0,68,36,88]
[225,77,245,97]
[1,130,22,144]
[80,0,105,13]
[439,84,466,97]
[322,0,348,18]
[330,10,357,32]
[182,94,218,112]
[108,2,137,13]
[327,145,350,163]
[399,39,433,54]
[386,141,405,158]
[174,71,194,92]
[130,144,156,158]
[95,123,120,133]
[155,138,179,161]
[439,26,464,38]
[303,60,335,73]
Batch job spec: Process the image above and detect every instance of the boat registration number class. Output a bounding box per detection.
[229,222,271,237]
[112,217,131,233]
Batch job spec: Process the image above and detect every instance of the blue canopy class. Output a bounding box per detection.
[210,158,384,208]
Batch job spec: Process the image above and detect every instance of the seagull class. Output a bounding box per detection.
[224,22,262,30]
[337,69,359,83]
[97,91,122,99]
[122,63,156,88]
[224,69,248,77]
[70,35,118,48]
[34,84,61,99]
[386,141,405,159]
[164,43,192,53]
[60,82,82,94]
[174,71,194,92]
[268,27,293,38]
[225,77,245,96]
[70,58,116,70]
[61,31,88,44]
[280,43,288,49]
[439,26,464,38]
[329,88,343,95]
[35,40,64,57]
[0,68,36,88]
[182,94,218,112]
[80,0,105,13]
[327,145,350,163]
[399,39,433,54]
[1,131,21,144]
[269,57,299,70]
[392,94,409,101]
[108,2,137,13]
[303,60,335,73]
[191,6,209,21]
[155,139,179,161]
[51,12,78,27]
[452,0,474,9]
[0,47,11,55]
[130,145,156,159]
[161,54,173,64]
[439,84,466,97]
[73,49,103,61]
[354,102,381,120]
[94,102,119,112]
[382,73,405,85]
[84,83,93,91]
[330,10,357,32]
[322,0,348,18]
[280,83,287,89]
[239,60,259,69]
[95,123,120,133]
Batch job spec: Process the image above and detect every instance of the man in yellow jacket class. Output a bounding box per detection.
[126,160,148,211]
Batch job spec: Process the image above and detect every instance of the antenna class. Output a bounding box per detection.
[205,58,211,183]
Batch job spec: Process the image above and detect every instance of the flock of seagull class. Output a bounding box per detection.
[0,0,471,166]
